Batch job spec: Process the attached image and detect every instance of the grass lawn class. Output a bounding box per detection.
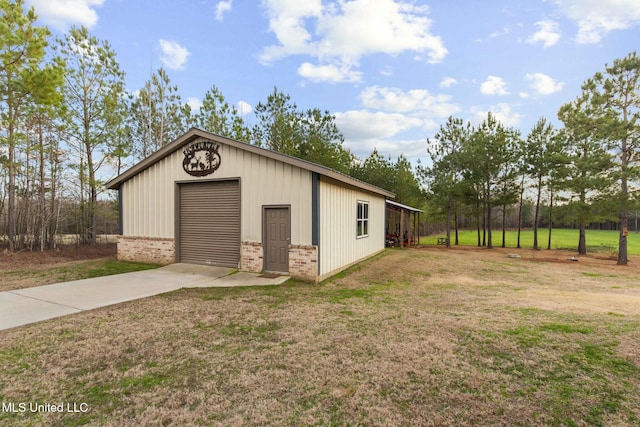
[423,228,640,255]
[0,248,640,426]
[1,248,639,425]
[0,259,160,292]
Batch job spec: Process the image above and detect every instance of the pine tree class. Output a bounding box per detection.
[558,97,614,255]
[422,116,471,247]
[525,118,562,250]
[576,52,640,264]
[130,68,183,159]
[0,0,64,250]
[55,26,126,244]
[253,87,353,173]
[195,85,251,142]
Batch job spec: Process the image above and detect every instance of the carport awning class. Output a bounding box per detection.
[386,200,423,213]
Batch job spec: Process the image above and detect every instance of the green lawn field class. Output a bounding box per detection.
[423,228,640,255]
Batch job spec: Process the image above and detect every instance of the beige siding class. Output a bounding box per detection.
[319,178,385,277]
[121,138,312,245]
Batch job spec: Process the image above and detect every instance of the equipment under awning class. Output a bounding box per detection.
[385,200,423,247]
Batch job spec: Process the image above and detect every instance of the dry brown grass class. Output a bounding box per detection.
[0,244,117,292]
[1,247,639,426]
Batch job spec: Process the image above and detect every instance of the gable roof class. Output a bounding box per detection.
[105,128,395,198]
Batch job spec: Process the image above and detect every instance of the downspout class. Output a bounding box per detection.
[312,172,320,277]
[118,185,123,236]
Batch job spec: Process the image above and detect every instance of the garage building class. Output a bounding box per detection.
[105,128,394,282]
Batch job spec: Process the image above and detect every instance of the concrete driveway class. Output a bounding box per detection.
[0,264,289,331]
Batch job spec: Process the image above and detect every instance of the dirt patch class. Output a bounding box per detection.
[527,257,579,264]
[417,244,628,264]
[409,245,640,315]
[0,244,117,292]
[0,244,116,270]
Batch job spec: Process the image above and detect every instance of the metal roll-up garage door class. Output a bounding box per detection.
[178,180,240,267]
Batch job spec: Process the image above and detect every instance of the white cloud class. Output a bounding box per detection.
[525,73,565,95]
[298,62,363,83]
[360,86,460,118]
[555,0,640,44]
[439,77,457,88]
[159,39,190,71]
[215,0,233,21]
[489,26,511,39]
[186,97,202,111]
[345,137,426,160]
[27,0,104,31]
[519,92,529,99]
[335,110,424,140]
[527,20,561,47]
[260,1,321,60]
[333,85,460,159]
[471,103,523,127]
[260,0,447,83]
[335,110,437,159]
[237,101,252,116]
[480,75,509,96]
[475,26,511,43]
[380,66,393,76]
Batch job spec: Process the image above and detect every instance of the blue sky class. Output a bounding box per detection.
[26,0,640,166]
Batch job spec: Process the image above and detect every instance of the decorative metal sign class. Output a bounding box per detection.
[182,140,221,177]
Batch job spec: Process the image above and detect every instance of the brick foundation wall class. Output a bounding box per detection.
[289,244,318,282]
[117,236,318,279]
[241,241,263,273]
[241,241,318,281]
[118,236,175,265]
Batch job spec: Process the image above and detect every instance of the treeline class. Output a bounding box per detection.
[0,1,423,251]
[5,0,637,263]
[421,51,640,264]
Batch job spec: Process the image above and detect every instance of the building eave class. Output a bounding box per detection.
[385,200,424,213]
[105,128,395,198]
